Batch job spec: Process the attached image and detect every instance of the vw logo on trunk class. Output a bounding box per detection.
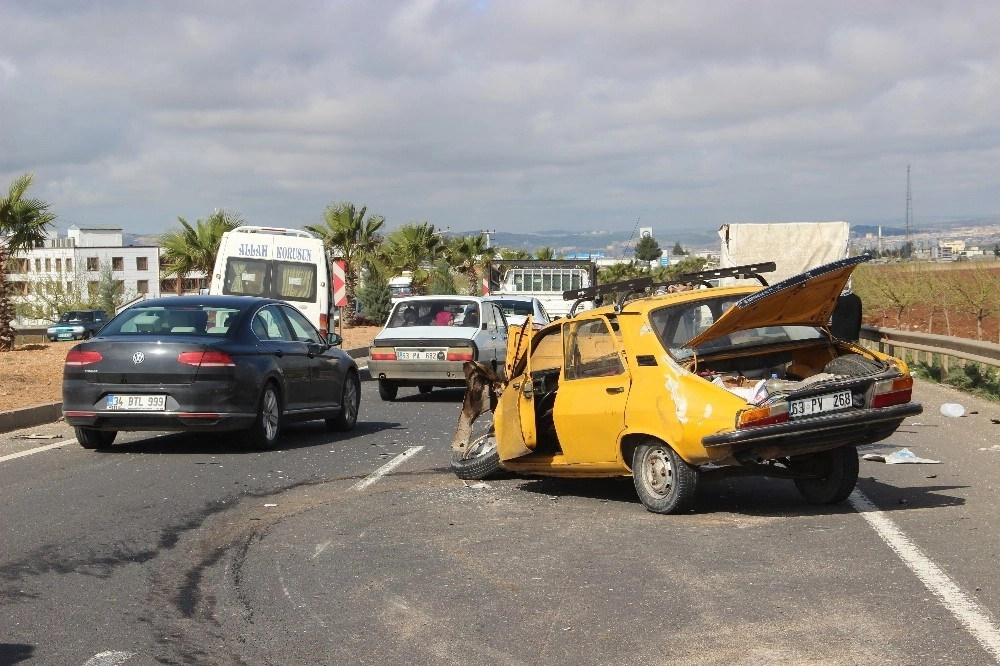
[132,351,145,365]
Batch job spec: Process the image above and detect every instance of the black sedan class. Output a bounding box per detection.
[62,296,361,450]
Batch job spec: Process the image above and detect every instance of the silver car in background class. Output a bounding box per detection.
[482,295,552,330]
[368,296,509,401]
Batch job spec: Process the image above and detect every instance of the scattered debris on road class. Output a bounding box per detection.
[862,448,942,464]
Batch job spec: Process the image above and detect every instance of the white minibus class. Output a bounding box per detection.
[209,226,335,335]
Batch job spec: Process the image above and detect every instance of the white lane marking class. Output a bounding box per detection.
[82,651,134,666]
[0,440,73,463]
[851,490,1000,662]
[313,540,332,558]
[353,446,423,490]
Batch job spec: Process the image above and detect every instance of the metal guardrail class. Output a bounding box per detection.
[859,325,1000,373]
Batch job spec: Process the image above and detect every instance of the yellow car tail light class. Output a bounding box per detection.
[737,403,789,429]
[872,375,913,408]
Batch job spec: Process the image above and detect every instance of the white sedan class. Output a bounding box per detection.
[483,295,552,330]
[367,296,509,401]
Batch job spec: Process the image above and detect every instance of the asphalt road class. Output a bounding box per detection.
[2,371,1000,665]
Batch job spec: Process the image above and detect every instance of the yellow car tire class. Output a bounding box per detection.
[632,439,699,514]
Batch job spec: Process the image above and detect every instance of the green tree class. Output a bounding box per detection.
[16,271,90,322]
[445,234,490,295]
[379,222,445,294]
[947,263,1000,341]
[534,247,560,260]
[96,262,134,316]
[653,256,708,282]
[356,268,392,326]
[670,241,687,256]
[161,209,244,295]
[634,235,663,262]
[598,261,644,284]
[497,247,532,260]
[305,202,385,326]
[0,173,57,350]
[428,259,458,294]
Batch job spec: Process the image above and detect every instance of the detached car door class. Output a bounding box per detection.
[494,321,543,462]
[552,316,629,464]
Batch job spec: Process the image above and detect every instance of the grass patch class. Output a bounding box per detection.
[912,354,1000,403]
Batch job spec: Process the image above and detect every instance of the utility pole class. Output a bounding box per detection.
[479,229,495,249]
[905,164,913,258]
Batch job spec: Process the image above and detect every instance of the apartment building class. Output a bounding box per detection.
[8,226,162,323]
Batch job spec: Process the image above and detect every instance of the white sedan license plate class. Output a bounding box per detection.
[788,390,852,418]
[396,348,446,361]
[106,394,167,411]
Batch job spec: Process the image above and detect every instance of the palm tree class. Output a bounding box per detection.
[0,173,57,350]
[160,209,244,295]
[535,247,561,260]
[446,234,490,295]
[305,202,385,326]
[379,222,446,294]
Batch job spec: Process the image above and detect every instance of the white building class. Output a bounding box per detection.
[9,226,163,323]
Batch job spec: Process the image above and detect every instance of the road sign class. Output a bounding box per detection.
[332,261,347,307]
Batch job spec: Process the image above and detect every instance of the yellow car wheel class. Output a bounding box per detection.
[632,439,698,514]
[792,446,859,504]
[451,430,502,480]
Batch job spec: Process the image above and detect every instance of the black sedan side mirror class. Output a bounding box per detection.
[328,332,343,348]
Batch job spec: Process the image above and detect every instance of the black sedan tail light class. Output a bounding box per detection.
[65,350,102,366]
[176,351,236,368]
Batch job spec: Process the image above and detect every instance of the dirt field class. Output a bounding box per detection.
[0,326,381,412]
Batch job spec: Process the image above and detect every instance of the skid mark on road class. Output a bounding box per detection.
[851,489,1000,663]
[0,440,73,463]
[353,446,424,490]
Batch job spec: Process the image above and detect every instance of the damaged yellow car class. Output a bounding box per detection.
[451,255,922,514]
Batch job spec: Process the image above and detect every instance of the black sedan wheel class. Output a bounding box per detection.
[327,372,360,431]
[378,378,398,401]
[75,427,117,450]
[248,383,282,450]
[632,438,698,514]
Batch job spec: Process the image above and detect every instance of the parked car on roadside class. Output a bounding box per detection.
[62,296,361,450]
[47,310,108,341]
[483,295,551,330]
[451,256,923,514]
[368,296,509,401]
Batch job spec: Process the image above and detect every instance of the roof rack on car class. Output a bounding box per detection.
[563,262,777,318]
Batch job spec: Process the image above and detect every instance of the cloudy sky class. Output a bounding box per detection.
[2,1,998,238]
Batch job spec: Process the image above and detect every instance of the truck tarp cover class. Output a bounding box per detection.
[718,221,850,286]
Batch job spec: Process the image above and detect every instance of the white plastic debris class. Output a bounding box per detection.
[940,403,966,418]
[979,445,1000,453]
[862,448,941,464]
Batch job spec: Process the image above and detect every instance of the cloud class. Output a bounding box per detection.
[1,0,998,237]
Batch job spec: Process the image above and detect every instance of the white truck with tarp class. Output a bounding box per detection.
[718,221,851,286]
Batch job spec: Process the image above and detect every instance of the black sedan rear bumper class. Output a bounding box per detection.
[63,410,257,432]
[702,402,924,459]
